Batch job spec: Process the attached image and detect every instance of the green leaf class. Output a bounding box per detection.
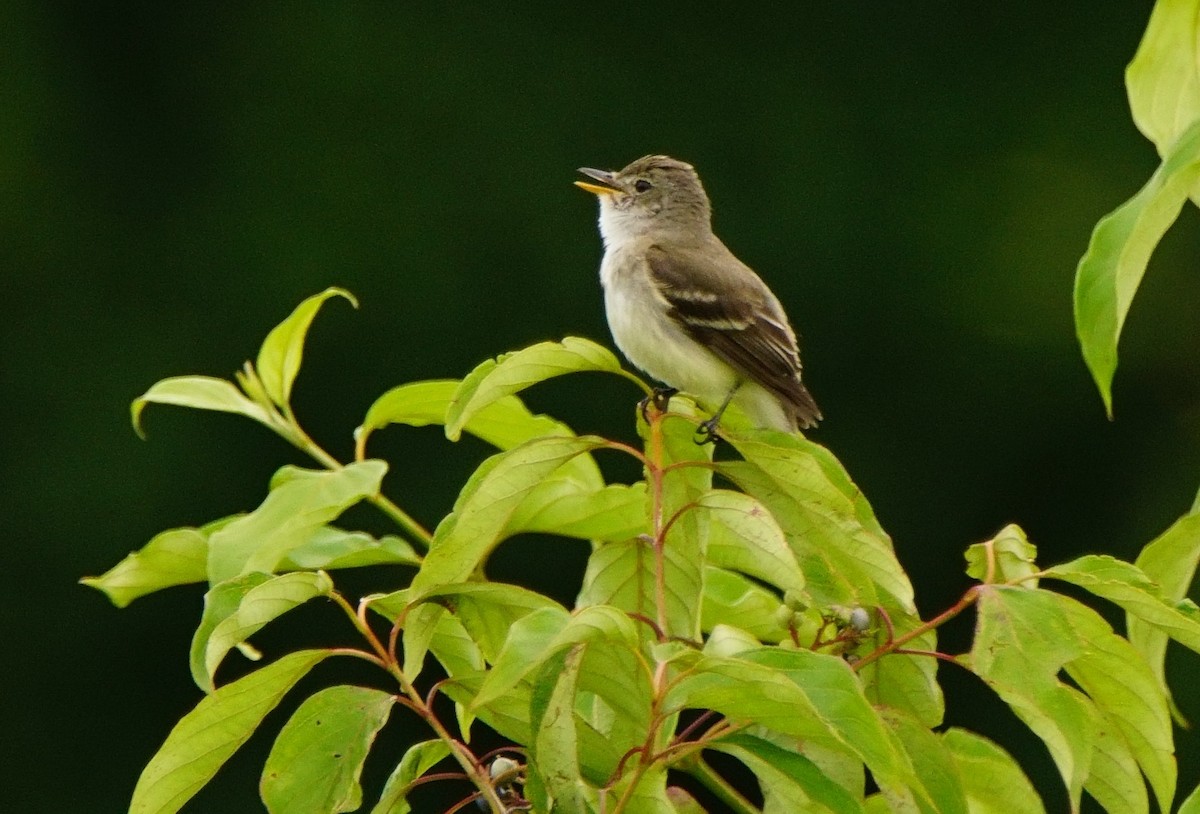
[506,480,647,541]
[967,586,1098,811]
[1055,588,1175,812]
[470,606,571,710]
[1073,119,1200,415]
[129,649,332,814]
[710,732,866,814]
[1127,510,1200,722]
[668,649,920,807]
[720,430,914,613]
[278,526,421,570]
[1126,0,1200,158]
[444,337,626,441]
[261,685,394,814]
[703,623,763,658]
[880,708,967,814]
[256,287,356,409]
[575,411,713,640]
[1085,725,1148,814]
[1043,554,1200,653]
[372,739,452,814]
[941,729,1045,814]
[407,581,566,663]
[82,525,211,607]
[190,572,272,691]
[1180,782,1200,814]
[207,460,387,583]
[964,524,1039,585]
[702,489,806,595]
[527,646,597,813]
[701,567,788,642]
[131,376,272,438]
[201,571,335,692]
[357,378,583,452]
[402,435,605,677]
[473,605,643,716]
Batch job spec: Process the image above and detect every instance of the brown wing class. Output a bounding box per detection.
[646,243,821,427]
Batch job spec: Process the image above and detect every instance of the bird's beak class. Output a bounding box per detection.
[575,167,621,196]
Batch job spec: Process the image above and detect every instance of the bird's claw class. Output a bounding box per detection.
[639,387,678,423]
[694,417,722,445]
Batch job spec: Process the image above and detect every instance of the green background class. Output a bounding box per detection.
[7,3,1199,811]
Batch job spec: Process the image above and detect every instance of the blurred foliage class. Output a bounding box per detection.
[4,2,1199,811]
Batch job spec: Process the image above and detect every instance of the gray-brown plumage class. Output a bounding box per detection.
[576,155,820,432]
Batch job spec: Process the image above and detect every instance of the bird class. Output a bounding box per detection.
[575,154,820,437]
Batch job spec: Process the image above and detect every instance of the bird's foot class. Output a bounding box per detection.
[694,416,723,445]
[638,387,678,423]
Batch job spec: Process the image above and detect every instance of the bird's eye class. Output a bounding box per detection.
[633,179,653,193]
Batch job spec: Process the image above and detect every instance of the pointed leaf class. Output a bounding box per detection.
[879,708,967,814]
[941,729,1045,814]
[129,649,332,814]
[721,430,914,613]
[968,586,1098,810]
[1056,593,1174,812]
[702,489,806,594]
[408,582,566,662]
[279,527,421,570]
[701,567,788,642]
[261,685,394,814]
[1043,554,1200,653]
[1085,725,1149,814]
[190,572,273,691]
[668,649,920,805]
[131,376,272,438]
[256,287,356,408]
[1073,119,1200,415]
[445,337,625,441]
[203,571,335,691]
[710,733,865,814]
[372,739,452,814]
[207,461,386,583]
[506,480,647,541]
[527,646,596,812]
[82,525,210,607]
[1126,0,1200,158]
[1127,510,1200,720]
[357,378,582,453]
[403,436,605,677]
[1180,783,1200,814]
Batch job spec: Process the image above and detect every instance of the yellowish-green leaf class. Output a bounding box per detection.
[965,524,1039,585]
[1128,510,1200,723]
[130,649,332,814]
[702,490,805,595]
[203,571,335,692]
[372,739,452,814]
[942,729,1045,814]
[445,337,629,441]
[1126,0,1200,159]
[1073,119,1200,416]
[402,435,606,677]
[131,376,272,438]
[261,685,394,814]
[207,460,386,583]
[356,378,584,455]
[256,287,356,409]
[82,526,210,607]
[968,586,1098,811]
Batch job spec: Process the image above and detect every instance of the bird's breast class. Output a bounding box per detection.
[599,248,736,399]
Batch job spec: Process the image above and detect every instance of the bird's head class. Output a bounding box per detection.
[576,155,712,244]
